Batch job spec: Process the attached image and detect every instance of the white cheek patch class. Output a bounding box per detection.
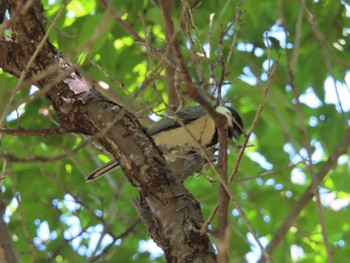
[215,106,233,127]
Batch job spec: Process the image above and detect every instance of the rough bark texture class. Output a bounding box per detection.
[0,199,19,263]
[0,0,216,262]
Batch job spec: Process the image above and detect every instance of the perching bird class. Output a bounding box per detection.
[86,105,243,182]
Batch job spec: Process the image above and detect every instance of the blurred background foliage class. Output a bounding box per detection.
[0,0,349,262]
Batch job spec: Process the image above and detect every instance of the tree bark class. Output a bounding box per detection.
[0,199,19,263]
[0,0,216,262]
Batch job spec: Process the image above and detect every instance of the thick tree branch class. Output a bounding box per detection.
[157,5,232,261]
[0,0,216,262]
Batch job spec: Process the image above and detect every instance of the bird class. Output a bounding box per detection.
[86,105,243,182]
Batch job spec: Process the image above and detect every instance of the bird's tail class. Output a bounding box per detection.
[85,159,119,182]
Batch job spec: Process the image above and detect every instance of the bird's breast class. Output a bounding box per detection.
[151,115,216,154]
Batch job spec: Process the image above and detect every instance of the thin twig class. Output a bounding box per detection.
[272,1,334,261]
[8,172,37,262]
[300,0,348,125]
[159,2,273,261]
[0,1,69,130]
[259,126,350,262]
[98,0,175,69]
[225,0,244,71]
[237,162,305,182]
[0,110,125,163]
[201,50,279,263]
[229,52,280,186]
[0,127,68,137]
[0,158,6,189]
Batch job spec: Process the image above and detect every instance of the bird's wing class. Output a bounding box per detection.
[147,106,207,135]
[175,106,207,121]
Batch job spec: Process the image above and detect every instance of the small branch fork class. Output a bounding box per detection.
[158,1,274,262]
[1,1,217,262]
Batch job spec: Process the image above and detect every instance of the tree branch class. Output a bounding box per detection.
[0,199,19,263]
[259,126,350,262]
[1,0,216,261]
[0,127,68,136]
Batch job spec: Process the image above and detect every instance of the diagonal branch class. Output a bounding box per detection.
[1,1,216,262]
[259,126,350,262]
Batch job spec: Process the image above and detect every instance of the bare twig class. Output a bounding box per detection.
[0,1,68,130]
[158,2,274,261]
[277,1,334,260]
[229,53,280,186]
[158,0,213,113]
[88,219,141,262]
[8,172,36,261]
[259,126,350,262]
[49,175,141,262]
[225,0,244,71]
[237,162,305,182]
[291,4,304,74]
[0,110,125,163]
[300,0,348,125]
[0,157,6,186]
[0,127,68,137]
[98,0,175,68]
[201,50,279,263]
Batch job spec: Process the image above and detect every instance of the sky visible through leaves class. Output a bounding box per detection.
[1,0,350,262]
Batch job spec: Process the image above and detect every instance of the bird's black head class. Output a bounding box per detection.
[215,106,244,140]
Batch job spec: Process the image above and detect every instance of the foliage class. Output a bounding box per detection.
[0,0,349,262]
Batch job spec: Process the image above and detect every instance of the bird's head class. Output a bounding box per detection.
[215,106,244,140]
